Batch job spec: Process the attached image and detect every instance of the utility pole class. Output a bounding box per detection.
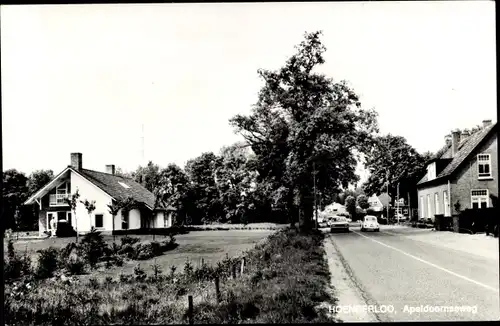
[396,182,400,224]
[313,161,318,230]
[408,192,411,221]
[386,169,390,223]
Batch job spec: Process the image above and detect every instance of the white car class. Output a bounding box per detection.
[330,216,350,232]
[361,215,380,232]
[395,213,407,222]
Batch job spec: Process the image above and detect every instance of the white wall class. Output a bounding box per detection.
[129,208,141,230]
[70,171,113,232]
[155,211,164,228]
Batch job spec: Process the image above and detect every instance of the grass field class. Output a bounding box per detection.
[5,229,274,281]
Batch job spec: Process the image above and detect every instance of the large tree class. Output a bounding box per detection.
[215,142,259,224]
[363,134,428,204]
[184,152,223,224]
[230,31,378,231]
[158,163,192,226]
[2,169,29,231]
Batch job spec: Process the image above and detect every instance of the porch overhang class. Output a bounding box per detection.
[23,167,71,205]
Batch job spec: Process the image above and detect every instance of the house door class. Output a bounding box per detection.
[47,212,57,232]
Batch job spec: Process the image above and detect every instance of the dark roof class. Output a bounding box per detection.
[75,168,174,211]
[417,123,497,186]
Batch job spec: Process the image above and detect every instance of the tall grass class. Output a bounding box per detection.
[5,228,337,324]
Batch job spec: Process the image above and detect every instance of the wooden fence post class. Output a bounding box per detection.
[240,258,245,275]
[201,258,204,267]
[231,263,236,279]
[188,295,193,325]
[215,276,221,303]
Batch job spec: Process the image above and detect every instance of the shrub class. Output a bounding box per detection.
[65,257,86,275]
[134,264,147,281]
[4,240,32,281]
[183,260,194,277]
[36,247,59,279]
[55,220,77,237]
[121,236,140,246]
[80,228,108,268]
[88,277,100,289]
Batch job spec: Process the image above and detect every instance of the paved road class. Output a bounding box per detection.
[326,225,500,322]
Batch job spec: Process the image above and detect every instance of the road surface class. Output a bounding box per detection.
[326,224,499,322]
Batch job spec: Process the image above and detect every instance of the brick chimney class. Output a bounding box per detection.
[451,130,461,157]
[444,134,452,147]
[105,164,116,175]
[70,153,83,170]
[482,119,492,128]
[460,129,470,142]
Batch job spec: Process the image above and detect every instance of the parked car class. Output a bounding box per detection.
[346,218,352,223]
[361,215,380,232]
[330,216,349,233]
[395,213,407,222]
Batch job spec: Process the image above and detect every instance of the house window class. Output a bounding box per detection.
[427,194,432,218]
[443,191,450,216]
[95,214,104,228]
[122,214,129,230]
[434,193,440,215]
[471,189,489,209]
[477,154,492,179]
[164,213,170,228]
[420,196,424,218]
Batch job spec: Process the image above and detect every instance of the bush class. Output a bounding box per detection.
[4,240,32,281]
[134,264,147,281]
[121,236,141,246]
[55,220,77,238]
[65,257,86,275]
[36,247,59,279]
[80,228,108,268]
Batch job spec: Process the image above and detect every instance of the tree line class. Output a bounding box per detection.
[3,31,443,232]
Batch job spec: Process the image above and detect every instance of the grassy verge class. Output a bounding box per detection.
[4,228,337,324]
[192,228,337,323]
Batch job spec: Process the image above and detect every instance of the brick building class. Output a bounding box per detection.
[416,120,497,221]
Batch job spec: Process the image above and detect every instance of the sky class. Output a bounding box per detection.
[2,2,496,185]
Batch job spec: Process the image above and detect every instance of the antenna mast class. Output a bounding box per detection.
[141,123,145,166]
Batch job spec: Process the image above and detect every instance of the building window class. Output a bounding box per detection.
[471,189,489,209]
[434,193,440,215]
[477,154,492,179]
[420,196,424,218]
[122,214,129,230]
[427,194,432,218]
[443,191,450,216]
[164,213,170,228]
[95,214,104,228]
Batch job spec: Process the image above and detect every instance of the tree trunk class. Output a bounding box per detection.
[298,187,314,232]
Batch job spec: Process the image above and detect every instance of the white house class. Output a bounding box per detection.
[24,153,176,237]
[367,193,392,212]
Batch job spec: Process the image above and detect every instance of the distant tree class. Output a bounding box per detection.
[356,194,370,209]
[158,163,191,226]
[27,170,54,196]
[133,161,161,192]
[2,169,29,231]
[185,152,222,224]
[363,134,427,205]
[345,196,356,219]
[115,167,134,179]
